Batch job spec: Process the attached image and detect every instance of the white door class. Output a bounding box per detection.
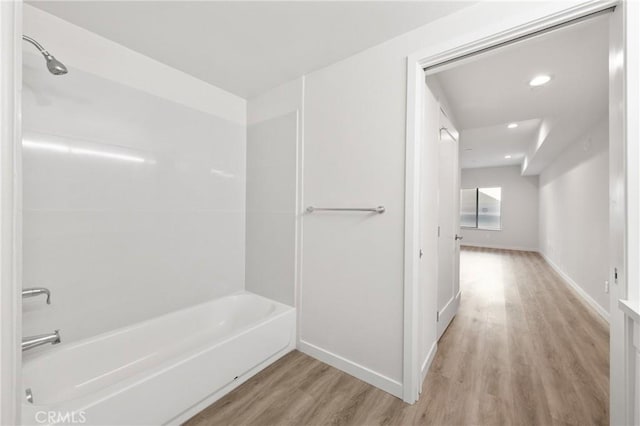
[436,111,460,340]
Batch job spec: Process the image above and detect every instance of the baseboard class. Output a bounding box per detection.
[460,242,538,252]
[539,252,610,323]
[437,290,461,339]
[420,341,437,383]
[298,340,403,398]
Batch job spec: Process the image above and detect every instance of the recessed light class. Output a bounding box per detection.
[529,74,552,87]
[505,155,512,159]
[508,123,518,129]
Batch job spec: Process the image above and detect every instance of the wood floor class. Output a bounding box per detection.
[186,247,609,426]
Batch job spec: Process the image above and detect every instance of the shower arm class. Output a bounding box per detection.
[22,34,68,75]
[22,35,52,57]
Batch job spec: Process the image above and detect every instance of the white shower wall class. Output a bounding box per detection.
[22,6,247,343]
[245,112,298,306]
[245,78,303,307]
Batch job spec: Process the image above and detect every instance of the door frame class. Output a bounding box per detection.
[0,0,22,425]
[403,4,637,423]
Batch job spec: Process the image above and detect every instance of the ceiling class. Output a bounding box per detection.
[429,14,609,172]
[458,119,541,169]
[29,1,472,99]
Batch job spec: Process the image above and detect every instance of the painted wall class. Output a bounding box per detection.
[539,117,609,317]
[245,79,303,306]
[294,0,592,395]
[286,1,600,395]
[460,166,539,251]
[22,6,247,344]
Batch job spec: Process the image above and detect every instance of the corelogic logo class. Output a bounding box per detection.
[35,411,87,424]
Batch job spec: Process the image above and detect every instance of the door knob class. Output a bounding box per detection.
[455,234,463,241]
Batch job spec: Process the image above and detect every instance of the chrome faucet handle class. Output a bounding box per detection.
[22,287,51,304]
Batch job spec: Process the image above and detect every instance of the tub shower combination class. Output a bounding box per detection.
[20,35,296,425]
[22,292,296,425]
[20,33,66,356]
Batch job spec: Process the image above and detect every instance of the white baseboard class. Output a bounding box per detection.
[420,341,437,383]
[298,340,403,398]
[437,290,461,340]
[540,252,610,323]
[461,242,538,252]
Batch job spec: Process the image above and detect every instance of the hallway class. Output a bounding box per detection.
[421,247,609,425]
[187,247,609,426]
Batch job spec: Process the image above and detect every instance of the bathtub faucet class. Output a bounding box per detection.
[22,330,61,352]
[22,287,51,304]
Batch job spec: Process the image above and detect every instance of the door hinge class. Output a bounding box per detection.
[438,226,440,237]
[614,267,618,284]
[419,248,424,258]
[436,311,440,321]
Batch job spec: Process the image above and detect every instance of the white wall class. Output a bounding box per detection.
[245,116,297,305]
[23,6,244,124]
[539,116,609,317]
[22,6,247,345]
[299,40,407,393]
[245,79,304,306]
[290,1,601,397]
[460,166,539,251]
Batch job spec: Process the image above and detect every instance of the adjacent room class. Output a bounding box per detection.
[420,13,611,424]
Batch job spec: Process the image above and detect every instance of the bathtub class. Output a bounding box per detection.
[21,292,296,425]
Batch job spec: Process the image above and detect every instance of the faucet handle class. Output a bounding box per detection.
[22,287,51,304]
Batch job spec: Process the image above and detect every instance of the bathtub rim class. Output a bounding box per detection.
[23,290,291,363]
[21,291,295,410]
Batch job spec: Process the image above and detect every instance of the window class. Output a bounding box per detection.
[460,187,502,230]
[460,188,477,228]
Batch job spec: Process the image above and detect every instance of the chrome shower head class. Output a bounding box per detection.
[45,54,68,75]
[22,35,68,76]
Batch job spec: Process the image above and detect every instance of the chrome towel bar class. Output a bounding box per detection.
[306,206,385,214]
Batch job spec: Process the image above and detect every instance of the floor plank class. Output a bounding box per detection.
[185,247,609,426]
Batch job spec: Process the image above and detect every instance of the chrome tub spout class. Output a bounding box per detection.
[22,330,61,352]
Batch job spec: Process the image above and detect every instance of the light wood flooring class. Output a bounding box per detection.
[186,247,609,426]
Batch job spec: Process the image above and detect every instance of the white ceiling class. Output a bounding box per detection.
[459,119,540,169]
[29,1,472,99]
[429,14,609,172]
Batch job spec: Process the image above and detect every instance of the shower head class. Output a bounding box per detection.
[45,55,68,75]
[22,35,68,76]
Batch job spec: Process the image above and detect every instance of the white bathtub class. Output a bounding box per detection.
[21,292,296,425]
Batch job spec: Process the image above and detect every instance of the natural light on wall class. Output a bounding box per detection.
[22,135,149,164]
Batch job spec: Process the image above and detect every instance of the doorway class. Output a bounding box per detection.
[403,3,635,425]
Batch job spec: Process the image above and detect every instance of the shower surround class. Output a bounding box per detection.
[21,5,296,424]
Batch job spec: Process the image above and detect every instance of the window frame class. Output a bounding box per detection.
[460,187,502,231]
